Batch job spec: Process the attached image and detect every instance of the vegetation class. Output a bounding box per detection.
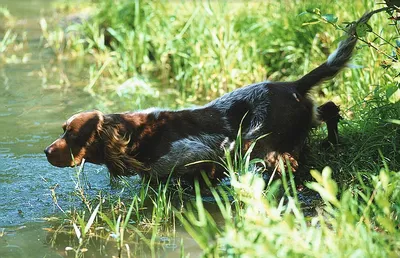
[179,160,400,257]
[0,7,29,63]
[40,1,399,103]
[33,0,400,257]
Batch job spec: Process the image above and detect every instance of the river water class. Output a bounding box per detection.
[0,1,200,257]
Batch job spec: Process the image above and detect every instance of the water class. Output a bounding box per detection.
[1,0,107,225]
[0,1,200,257]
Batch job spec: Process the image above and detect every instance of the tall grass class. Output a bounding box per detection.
[180,165,400,257]
[41,0,398,104]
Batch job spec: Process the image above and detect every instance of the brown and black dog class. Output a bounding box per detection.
[44,13,370,183]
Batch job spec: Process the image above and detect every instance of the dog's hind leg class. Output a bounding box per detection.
[317,101,342,147]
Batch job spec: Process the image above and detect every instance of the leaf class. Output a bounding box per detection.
[376,215,395,233]
[379,169,390,191]
[306,8,321,15]
[99,212,115,230]
[356,23,372,37]
[386,85,397,99]
[388,88,400,103]
[307,168,340,207]
[107,28,124,44]
[322,14,338,24]
[84,202,100,235]
[387,119,400,125]
[322,167,338,198]
[72,222,81,241]
[40,18,47,32]
[297,11,309,17]
[310,169,323,184]
[302,19,320,26]
[123,198,136,230]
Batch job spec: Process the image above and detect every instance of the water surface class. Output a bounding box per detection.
[0,1,196,256]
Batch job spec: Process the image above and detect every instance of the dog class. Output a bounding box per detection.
[44,12,371,183]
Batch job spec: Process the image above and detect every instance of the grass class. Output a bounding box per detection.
[23,0,400,257]
[181,166,400,257]
[0,7,31,64]
[39,0,398,103]
[47,159,190,257]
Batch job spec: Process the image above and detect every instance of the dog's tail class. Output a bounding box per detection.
[295,11,374,96]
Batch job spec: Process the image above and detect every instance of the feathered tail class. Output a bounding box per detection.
[295,11,375,96]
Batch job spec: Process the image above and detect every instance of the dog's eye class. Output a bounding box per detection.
[64,132,77,144]
[66,130,77,138]
[68,133,77,139]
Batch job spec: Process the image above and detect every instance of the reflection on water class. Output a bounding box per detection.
[44,221,199,257]
[1,220,200,257]
[0,223,60,258]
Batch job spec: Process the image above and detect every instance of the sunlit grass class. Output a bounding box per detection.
[180,165,400,257]
[38,0,398,104]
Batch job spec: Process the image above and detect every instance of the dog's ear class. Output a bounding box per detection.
[67,111,104,145]
[76,112,103,142]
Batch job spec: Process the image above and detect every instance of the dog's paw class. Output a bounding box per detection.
[265,151,299,174]
[281,152,299,172]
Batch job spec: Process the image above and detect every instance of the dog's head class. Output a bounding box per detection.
[44,111,104,167]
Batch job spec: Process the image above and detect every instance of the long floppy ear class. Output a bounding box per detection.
[99,120,146,176]
[77,111,104,144]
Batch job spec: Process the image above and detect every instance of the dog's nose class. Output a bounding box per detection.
[44,146,52,155]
